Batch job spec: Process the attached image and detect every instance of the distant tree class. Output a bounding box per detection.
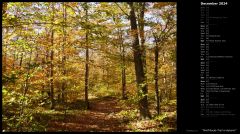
[50,3,55,109]
[84,2,90,109]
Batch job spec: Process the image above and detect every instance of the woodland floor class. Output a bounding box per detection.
[34,96,176,132]
[47,96,128,132]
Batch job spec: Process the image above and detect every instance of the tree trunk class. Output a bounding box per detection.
[84,3,90,109]
[18,48,32,131]
[50,3,55,109]
[12,50,16,69]
[138,3,146,73]
[3,47,7,72]
[19,52,23,67]
[85,38,89,109]
[119,29,127,100]
[61,2,67,103]
[122,45,127,99]
[22,49,32,105]
[169,74,173,100]
[155,43,160,115]
[128,2,151,119]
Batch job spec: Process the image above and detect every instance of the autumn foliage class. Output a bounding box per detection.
[2,2,176,132]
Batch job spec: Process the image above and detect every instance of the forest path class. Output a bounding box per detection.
[47,96,128,132]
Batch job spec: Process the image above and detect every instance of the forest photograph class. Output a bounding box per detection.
[2,2,176,132]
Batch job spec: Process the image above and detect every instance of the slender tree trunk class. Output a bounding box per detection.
[41,58,45,101]
[119,30,127,99]
[155,42,160,115]
[61,2,67,103]
[122,44,127,99]
[169,73,173,100]
[34,47,38,71]
[106,68,109,90]
[84,3,90,109]
[128,2,151,119]
[12,50,16,69]
[45,43,50,97]
[16,52,19,67]
[85,39,89,109]
[19,49,32,131]
[50,3,55,109]
[19,52,23,67]
[22,49,32,102]
[3,49,7,72]
[163,55,166,102]
[3,24,8,72]
[122,68,127,99]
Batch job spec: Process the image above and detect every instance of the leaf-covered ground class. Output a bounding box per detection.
[34,96,176,132]
[47,96,127,132]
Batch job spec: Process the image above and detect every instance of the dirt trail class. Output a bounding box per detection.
[47,96,128,132]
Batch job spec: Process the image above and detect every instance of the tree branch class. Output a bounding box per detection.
[114,2,130,18]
